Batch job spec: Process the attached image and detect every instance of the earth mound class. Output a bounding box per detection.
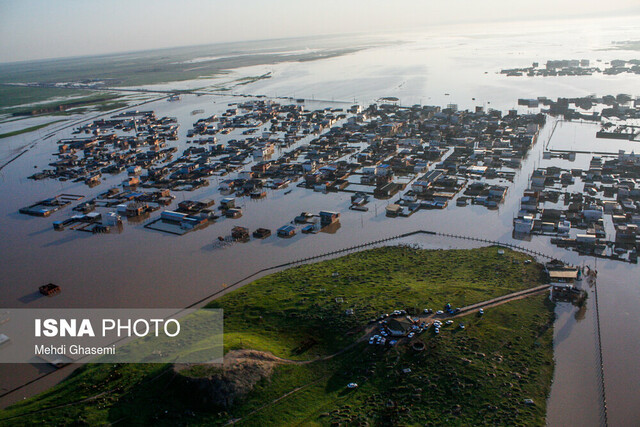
[171,350,285,409]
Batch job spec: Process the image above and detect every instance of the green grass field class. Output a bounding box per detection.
[0,39,372,112]
[211,245,546,358]
[0,86,88,110]
[0,246,555,426]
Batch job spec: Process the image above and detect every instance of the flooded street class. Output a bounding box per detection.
[1,15,639,424]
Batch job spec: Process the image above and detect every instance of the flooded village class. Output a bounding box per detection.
[16,94,639,267]
[512,96,640,264]
[501,58,640,77]
[18,99,545,237]
[2,12,640,425]
[514,150,640,263]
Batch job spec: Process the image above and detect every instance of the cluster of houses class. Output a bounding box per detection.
[546,94,640,127]
[22,98,577,242]
[19,194,83,217]
[28,110,180,186]
[207,209,339,242]
[501,59,640,77]
[514,151,639,263]
[146,198,217,235]
[372,105,543,216]
[22,99,548,238]
[46,189,176,233]
[52,211,122,233]
[166,101,352,195]
[246,102,541,218]
[276,210,340,237]
[511,94,640,137]
[187,100,339,144]
[26,101,350,197]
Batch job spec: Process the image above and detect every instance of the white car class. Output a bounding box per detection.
[347,383,358,389]
[446,320,453,325]
[0,334,9,346]
[408,332,415,339]
[436,310,444,315]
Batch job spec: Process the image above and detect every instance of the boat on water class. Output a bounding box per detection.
[39,283,61,296]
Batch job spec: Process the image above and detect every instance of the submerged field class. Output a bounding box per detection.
[0,36,376,112]
[0,246,555,425]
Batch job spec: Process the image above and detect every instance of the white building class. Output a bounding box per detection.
[514,215,534,234]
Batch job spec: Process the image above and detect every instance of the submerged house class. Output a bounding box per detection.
[546,262,579,296]
[277,225,296,238]
[319,211,340,226]
[220,197,236,210]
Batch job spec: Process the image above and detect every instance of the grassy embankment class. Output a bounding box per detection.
[0,86,85,110]
[0,120,65,139]
[0,246,555,426]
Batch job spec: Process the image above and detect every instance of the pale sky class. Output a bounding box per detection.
[1,0,639,63]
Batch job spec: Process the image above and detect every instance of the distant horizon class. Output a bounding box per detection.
[0,32,360,66]
[1,0,639,64]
